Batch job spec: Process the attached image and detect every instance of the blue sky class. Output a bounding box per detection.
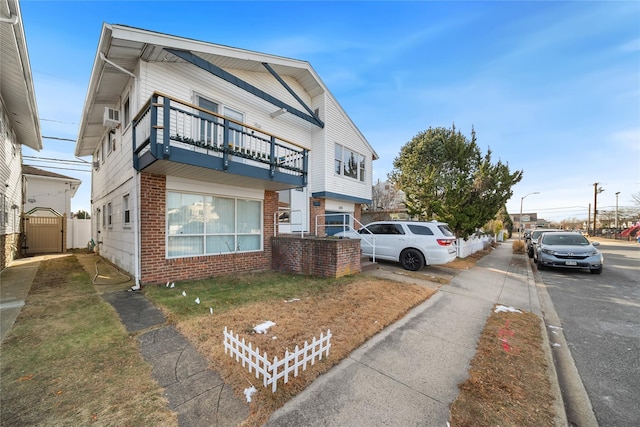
[19,0,640,223]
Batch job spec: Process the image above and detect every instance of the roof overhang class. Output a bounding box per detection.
[75,24,327,157]
[0,0,42,150]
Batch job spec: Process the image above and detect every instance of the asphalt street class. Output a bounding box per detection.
[535,239,639,426]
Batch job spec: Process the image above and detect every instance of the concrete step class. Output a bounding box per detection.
[360,256,378,272]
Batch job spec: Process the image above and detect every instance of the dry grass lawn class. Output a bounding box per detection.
[450,308,556,426]
[1,243,558,427]
[163,276,435,426]
[0,256,177,426]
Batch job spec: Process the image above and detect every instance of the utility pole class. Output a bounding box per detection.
[615,191,620,231]
[593,182,604,236]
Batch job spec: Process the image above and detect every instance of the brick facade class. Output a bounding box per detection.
[272,235,361,278]
[139,172,277,285]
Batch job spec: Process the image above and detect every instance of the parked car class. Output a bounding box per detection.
[533,231,603,274]
[334,221,457,271]
[527,228,562,258]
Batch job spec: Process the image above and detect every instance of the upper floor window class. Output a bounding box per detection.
[109,130,117,152]
[1,194,7,226]
[123,194,131,228]
[224,106,244,149]
[335,143,366,182]
[102,135,109,160]
[123,96,130,128]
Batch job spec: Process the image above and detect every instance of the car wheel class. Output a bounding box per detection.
[590,267,602,274]
[400,248,425,271]
[537,262,545,271]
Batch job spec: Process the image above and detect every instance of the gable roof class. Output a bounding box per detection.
[22,165,81,197]
[22,164,79,180]
[75,24,377,161]
[0,0,42,150]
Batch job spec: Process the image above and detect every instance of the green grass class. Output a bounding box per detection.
[0,256,176,426]
[144,271,348,319]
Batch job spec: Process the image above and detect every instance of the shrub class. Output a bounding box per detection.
[512,240,525,254]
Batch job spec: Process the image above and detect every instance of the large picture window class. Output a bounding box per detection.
[335,143,365,182]
[167,191,262,258]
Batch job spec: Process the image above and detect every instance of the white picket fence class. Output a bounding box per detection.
[457,235,492,258]
[223,327,332,392]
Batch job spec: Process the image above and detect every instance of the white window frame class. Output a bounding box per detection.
[335,143,366,182]
[107,202,112,228]
[166,191,263,259]
[123,194,131,228]
[122,95,131,129]
[1,193,7,226]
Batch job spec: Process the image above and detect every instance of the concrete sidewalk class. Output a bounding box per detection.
[265,241,562,426]
[1,243,567,426]
[0,254,70,343]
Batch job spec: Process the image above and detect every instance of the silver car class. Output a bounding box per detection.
[534,231,603,274]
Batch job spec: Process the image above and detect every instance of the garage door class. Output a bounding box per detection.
[24,216,63,254]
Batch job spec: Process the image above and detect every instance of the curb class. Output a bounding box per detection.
[529,257,598,427]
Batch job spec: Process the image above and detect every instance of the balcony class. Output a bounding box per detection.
[132,92,308,191]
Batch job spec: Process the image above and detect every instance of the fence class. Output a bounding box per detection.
[68,218,91,249]
[457,235,492,258]
[223,327,332,392]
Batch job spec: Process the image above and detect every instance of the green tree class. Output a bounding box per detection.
[75,209,90,219]
[389,125,522,237]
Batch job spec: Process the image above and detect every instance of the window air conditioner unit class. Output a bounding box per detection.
[103,107,120,128]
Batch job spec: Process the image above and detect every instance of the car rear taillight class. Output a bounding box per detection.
[437,239,454,246]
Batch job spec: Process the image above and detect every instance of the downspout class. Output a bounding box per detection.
[132,171,141,289]
[0,14,19,25]
[98,51,141,288]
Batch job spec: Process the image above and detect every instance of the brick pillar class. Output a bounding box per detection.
[353,203,362,229]
[309,197,326,236]
[263,190,278,255]
[139,173,166,284]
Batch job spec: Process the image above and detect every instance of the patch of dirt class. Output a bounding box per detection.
[449,307,556,426]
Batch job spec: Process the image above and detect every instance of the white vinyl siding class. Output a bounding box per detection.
[311,96,372,201]
[139,62,313,151]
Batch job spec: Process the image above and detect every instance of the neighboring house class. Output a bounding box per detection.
[363,180,409,223]
[22,165,82,251]
[511,213,539,232]
[75,24,378,286]
[0,0,42,269]
[22,165,81,218]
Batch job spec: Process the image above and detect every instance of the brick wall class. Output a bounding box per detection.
[139,172,276,285]
[272,235,361,278]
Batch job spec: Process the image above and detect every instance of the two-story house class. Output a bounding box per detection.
[1,0,42,269]
[75,24,377,286]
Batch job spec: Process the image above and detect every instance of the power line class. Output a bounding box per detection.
[24,155,90,165]
[41,118,78,125]
[42,135,76,142]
